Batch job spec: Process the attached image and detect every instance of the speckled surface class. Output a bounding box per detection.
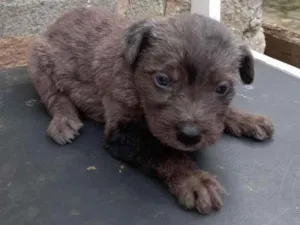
[124,0,164,20]
[0,0,163,70]
[0,0,117,37]
[0,0,165,37]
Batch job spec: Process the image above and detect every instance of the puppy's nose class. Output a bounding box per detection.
[176,123,201,146]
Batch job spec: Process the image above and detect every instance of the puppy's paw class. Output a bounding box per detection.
[47,116,83,145]
[245,115,274,141]
[225,113,274,141]
[169,170,224,214]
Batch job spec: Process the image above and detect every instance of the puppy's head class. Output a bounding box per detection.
[123,13,254,151]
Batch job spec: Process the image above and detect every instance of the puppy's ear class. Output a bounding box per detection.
[123,19,153,65]
[238,45,254,84]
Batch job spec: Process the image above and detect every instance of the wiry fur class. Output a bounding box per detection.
[28,7,274,214]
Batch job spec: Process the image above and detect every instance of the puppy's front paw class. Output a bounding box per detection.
[225,111,274,141]
[47,116,83,145]
[169,170,224,214]
[246,115,274,141]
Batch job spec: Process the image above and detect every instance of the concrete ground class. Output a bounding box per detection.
[0,0,269,70]
[0,0,167,69]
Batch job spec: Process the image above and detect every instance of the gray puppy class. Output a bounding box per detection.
[28,7,274,214]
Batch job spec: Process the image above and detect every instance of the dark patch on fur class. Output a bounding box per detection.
[185,62,198,85]
[104,119,166,175]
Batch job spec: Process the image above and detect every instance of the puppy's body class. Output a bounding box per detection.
[28,7,274,214]
[28,8,140,142]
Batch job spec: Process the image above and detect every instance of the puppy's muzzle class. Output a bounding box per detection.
[176,122,201,146]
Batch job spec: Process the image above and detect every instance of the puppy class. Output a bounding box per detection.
[28,7,274,214]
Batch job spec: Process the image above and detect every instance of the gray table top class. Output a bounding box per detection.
[1,61,300,225]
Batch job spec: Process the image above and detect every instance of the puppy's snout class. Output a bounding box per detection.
[176,122,201,146]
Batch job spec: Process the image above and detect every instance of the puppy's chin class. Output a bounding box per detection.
[170,138,219,152]
[171,143,202,152]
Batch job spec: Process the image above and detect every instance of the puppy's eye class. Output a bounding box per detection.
[154,72,170,89]
[215,82,231,95]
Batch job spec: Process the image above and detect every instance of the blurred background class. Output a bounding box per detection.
[0,0,299,70]
[263,0,300,68]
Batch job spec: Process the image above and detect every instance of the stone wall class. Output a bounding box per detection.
[0,0,265,69]
[221,0,265,53]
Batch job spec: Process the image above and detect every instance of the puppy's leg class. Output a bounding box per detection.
[56,78,105,122]
[104,121,224,214]
[224,107,274,141]
[28,38,83,145]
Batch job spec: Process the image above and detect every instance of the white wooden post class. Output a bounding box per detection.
[191,0,221,21]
